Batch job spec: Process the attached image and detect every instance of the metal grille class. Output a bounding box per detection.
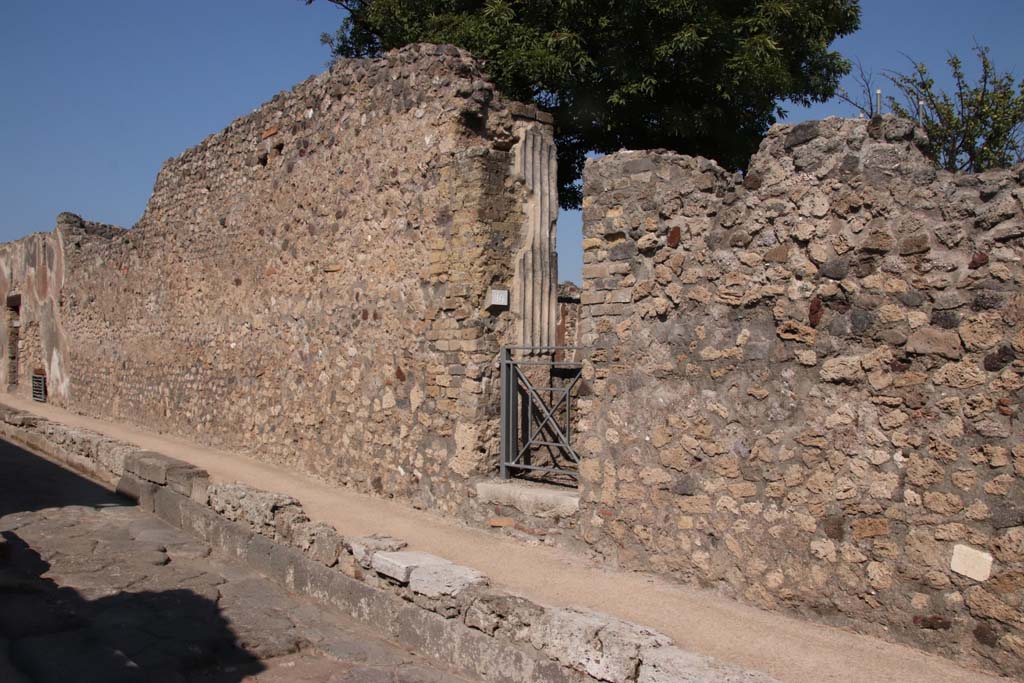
[499,346,583,482]
[31,373,46,403]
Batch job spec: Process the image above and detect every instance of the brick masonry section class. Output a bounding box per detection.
[0,405,777,683]
[576,116,1024,677]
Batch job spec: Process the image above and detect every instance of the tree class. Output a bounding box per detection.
[835,57,882,117]
[887,46,1024,174]
[302,0,861,208]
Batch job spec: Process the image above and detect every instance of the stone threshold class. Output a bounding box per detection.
[475,479,580,518]
[0,406,776,683]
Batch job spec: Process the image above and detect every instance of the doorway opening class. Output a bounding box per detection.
[6,294,21,389]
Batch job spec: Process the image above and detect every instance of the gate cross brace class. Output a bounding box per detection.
[512,365,581,465]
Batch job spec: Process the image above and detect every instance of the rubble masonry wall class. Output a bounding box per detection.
[577,116,1024,676]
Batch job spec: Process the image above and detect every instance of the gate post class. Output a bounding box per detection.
[499,347,510,479]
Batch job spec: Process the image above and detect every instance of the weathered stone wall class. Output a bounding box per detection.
[8,41,1021,677]
[577,116,1024,676]
[7,44,556,516]
[0,217,91,401]
[556,281,581,361]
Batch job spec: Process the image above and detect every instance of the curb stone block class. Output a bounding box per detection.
[95,442,130,477]
[208,482,302,536]
[115,474,157,512]
[125,450,181,485]
[464,591,545,639]
[393,599,578,683]
[530,608,670,683]
[190,473,210,504]
[166,463,207,496]
[348,535,407,569]
[153,487,188,528]
[292,521,343,567]
[3,413,39,427]
[373,550,451,583]
[246,533,308,592]
[409,562,488,598]
[273,505,310,544]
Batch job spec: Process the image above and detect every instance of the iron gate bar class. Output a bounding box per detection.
[499,346,584,481]
[512,367,576,466]
[512,364,579,465]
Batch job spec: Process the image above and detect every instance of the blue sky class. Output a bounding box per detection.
[2,1,1022,284]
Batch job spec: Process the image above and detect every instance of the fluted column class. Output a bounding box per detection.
[511,124,558,349]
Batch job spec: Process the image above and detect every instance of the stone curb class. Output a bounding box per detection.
[0,406,778,683]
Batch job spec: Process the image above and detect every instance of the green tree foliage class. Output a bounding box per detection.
[303,0,861,208]
[886,46,1024,173]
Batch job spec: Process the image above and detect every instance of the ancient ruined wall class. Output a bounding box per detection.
[42,44,553,515]
[557,282,581,342]
[577,116,1024,676]
[0,220,73,400]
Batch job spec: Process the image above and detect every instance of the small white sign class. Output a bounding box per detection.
[486,288,509,309]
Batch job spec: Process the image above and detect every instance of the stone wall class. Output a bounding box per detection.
[4,44,557,517]
[7,41,1023,677]
[556,281,581,362]
[577,116,1024,677]
[0,219,85,401]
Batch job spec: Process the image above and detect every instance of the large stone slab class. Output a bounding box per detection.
[124,450,190,485]
[475,481,579,518]
[372,551,451,583]
[409,563,488,598]
[347,535,407,569]
[529,607,670,683]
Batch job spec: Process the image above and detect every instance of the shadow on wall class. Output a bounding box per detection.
[0,441,265,682]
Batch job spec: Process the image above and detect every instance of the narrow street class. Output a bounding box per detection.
[0,438,477,683]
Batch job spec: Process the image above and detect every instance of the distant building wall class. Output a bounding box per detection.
[576,116,1024,677]
[0,217,87,401]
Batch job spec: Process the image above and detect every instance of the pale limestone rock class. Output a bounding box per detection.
[372,550,451,583]
[951,544,993,582]
[408,562,487,598]
[529,608,670,683]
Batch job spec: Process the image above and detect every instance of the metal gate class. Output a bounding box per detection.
[499,346,583,481]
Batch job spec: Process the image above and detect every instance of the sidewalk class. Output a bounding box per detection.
[1,395,1009,683]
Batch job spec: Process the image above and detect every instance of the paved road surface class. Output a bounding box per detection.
[0,437,477,683]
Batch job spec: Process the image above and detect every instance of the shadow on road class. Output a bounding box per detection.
[0,440,268,682]
[0,436,127,516]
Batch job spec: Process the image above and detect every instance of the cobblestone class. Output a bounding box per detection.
[0,440,477,683]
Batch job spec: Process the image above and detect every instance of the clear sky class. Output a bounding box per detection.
[2,1,1022,285]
